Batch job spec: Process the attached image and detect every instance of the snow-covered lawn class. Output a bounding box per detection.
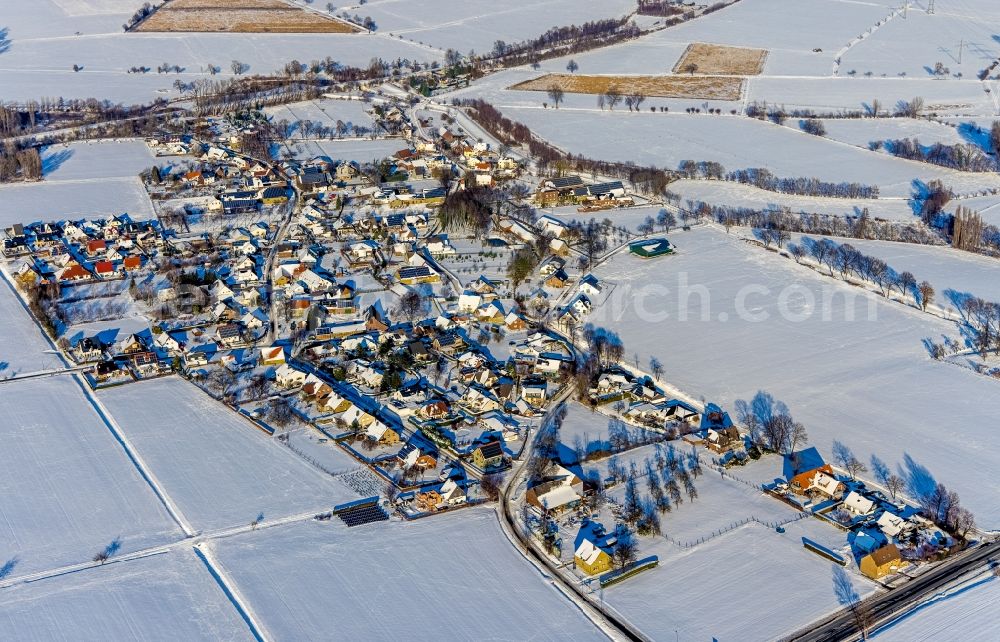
[0,376,182,577]
[99,377,358,531]
[873,572,1000,641]
[501,108,1000,198]
[210,507,604,640]
[590,225,1000,526]
[604,519,874,641]
[264,98,373,134]
[0,548,250,641]
[280,137,405,162]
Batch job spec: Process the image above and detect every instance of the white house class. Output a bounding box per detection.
[843,491,876,517]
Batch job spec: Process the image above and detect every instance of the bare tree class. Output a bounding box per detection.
[885,473,904,502]
[547,84,565,109]
[604,87,622,111]
[566,59,579,74]
[612,528,638,570]
[649,356,663,380]
[918,281,935,311]
[480,472,505,501]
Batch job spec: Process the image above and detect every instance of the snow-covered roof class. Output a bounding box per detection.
[843,491,875,515]
[574,538,606,565]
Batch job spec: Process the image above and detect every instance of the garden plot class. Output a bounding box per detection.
[99,377,358,531]
[504,107,1000,198]
[872,570,1000,641]
[264,98,373,136]
[603,519,874,641]
[211,508,604,640]
[589,226,1000,526]
[0,276,66,375]
[0,377,182,577]
[357,0,635,53]
[0,548,250,641]
[539,204,668,238]
[556,402,661,464]
[590,445,795,544]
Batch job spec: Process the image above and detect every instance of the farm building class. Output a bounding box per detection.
[629,238,674,258]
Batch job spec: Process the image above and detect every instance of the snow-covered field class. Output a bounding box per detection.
[359,0,635,53]
[819,118,969,150]
[670,178,917,221]
[787,232,1000,305]
[873,572,1000,641]
[40,140,154,181]
[99,377,358,531]
[748,76,997,115]
[0,277,66,375]
[841,4,1000,80]
[590,226,1000,526]
[0,549,250,641]
[211,507,604,640]
[502,108,1000,198]
[0,140,158,226]
[1,1,440,103]
[0,376,181,577]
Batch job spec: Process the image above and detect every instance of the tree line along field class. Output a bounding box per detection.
[510,73,744,101]
[671,42,768,76]
[134,0,359,33]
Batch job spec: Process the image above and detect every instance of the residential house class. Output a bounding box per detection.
[275,363,307,388]
[860,544,902,580]
[574,538,612,576]
[842,491,876,518]
[789,464,845,500]
[471,441,505,470]
[260,345,286,367]
[526,464,584,514]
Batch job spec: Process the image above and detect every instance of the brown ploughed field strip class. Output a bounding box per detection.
[135,0,359,33]
[510,74,744,101]
[672,42,768,76]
